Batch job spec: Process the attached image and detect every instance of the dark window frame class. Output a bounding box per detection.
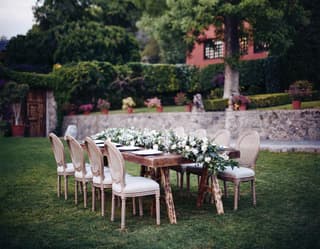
[204,39,224,60]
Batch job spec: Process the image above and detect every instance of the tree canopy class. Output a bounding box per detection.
[5,0,142,70]
[138,0,308,98]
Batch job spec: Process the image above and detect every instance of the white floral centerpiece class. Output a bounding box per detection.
[91,127,238,173]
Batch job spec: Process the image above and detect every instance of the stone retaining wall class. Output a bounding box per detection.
[62,109,320,141]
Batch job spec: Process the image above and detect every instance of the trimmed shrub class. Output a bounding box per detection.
[248,93,291,108]
[203,98,228,111]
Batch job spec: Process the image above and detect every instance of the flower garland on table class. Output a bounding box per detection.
[91,127,238,173]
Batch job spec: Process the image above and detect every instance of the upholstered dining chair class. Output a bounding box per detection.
[84,137,112,216]
[105,140,160,230]
[217,130,260,210]
[65,135,92,208]
[212,129,231,147]
[49,132,75,200]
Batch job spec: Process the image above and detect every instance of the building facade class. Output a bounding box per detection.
[186,25,268,67]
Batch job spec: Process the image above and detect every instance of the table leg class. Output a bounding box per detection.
[196,167,209,207]
[211,175,224,214]
[160,167,177,224]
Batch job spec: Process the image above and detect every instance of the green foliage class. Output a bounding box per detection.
[198,64,225,93]
[53,22,140,64]
[52,61,117,105]
[248,93,291,108]
[203,98,228,111]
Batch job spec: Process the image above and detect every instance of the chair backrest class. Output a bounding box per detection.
[212,129,231,147]
[85,137,104,180]
[191,128,207,139]
[236,130,260,169]
[105,140,126,189]
[65,135,86,175]
[49,132,66,169]
[173,126,185,137]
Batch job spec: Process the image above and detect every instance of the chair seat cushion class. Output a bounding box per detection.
[57,162,74,173]
[75,164,92,179]
[218,166,255,178]
[93,171,112,185]
[112,176,159,194]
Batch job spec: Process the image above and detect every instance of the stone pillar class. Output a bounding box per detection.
[46,91,57,136]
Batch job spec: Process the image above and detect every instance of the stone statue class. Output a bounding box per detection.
[192,93,205,112]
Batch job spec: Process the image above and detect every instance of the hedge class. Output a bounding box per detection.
[203,98,228,111]
[248,93,291,108]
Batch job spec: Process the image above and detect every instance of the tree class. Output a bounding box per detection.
[139,0,307,99]
[5,0,142,69]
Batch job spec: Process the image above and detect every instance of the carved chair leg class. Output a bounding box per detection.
[121,196,126,230]
[111,193,115,222]
[75,180,78,205]
[251,179,256,207]
[234,181,239,211]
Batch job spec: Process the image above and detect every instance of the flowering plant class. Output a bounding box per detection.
[97,98,111,110]
[91,127,238,173]
[232,95,250,110]
[287,80,312,101]
[174,92,190,106]
[79,103,94,112]
[144,97,162,108]
[122,97,136,110]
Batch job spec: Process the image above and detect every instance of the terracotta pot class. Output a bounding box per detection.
[101,109,109,114]
[127,107,133,114]
[292,100,301,109]
[11,125,25,137]
[83,111,91,115]
[185,104,192,112]
[239,104,247,111]
[156,106,163,112]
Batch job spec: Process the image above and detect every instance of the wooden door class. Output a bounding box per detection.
[27,90,46,137]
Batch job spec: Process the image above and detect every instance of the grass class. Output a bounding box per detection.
[257,100,320,110]
[0,137,320,249]
[92,100,320,114]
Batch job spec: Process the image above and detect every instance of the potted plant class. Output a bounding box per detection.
[79,103,94,115]
[174,92,192,112]
[287,80,312,109]
[144,97,163,112]
[232,95,251,111]
[1,81,29,136]
[122,97,136,113]
[97,98,111,114]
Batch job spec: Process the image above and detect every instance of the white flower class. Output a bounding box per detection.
[171,144,177,150]
[205,156,211,163]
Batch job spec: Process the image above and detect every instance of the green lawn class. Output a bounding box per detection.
[93,100,320,114]
[0,138,319,249]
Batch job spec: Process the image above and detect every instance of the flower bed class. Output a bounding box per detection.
[92,127,238,172]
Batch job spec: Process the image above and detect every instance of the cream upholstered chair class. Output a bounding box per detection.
[212,129,231,147]
[105,140,160,230]
[217,130,260,210]
[65,135,92,208]
[185,129,207,191]
[49,132,75,200]
[84,137,112,216]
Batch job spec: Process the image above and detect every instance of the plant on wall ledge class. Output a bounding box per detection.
[144,97,163,112]
[232,95,251,111]
[97,98,111,114]
[122,97,136,113]
[79,104,94,114]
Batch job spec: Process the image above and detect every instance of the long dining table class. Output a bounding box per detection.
[107,148,240,224]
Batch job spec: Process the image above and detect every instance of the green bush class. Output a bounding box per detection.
[248,93,291,108]
[203,98,228,111]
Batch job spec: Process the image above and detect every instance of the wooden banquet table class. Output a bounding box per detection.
[108,148,240,224]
